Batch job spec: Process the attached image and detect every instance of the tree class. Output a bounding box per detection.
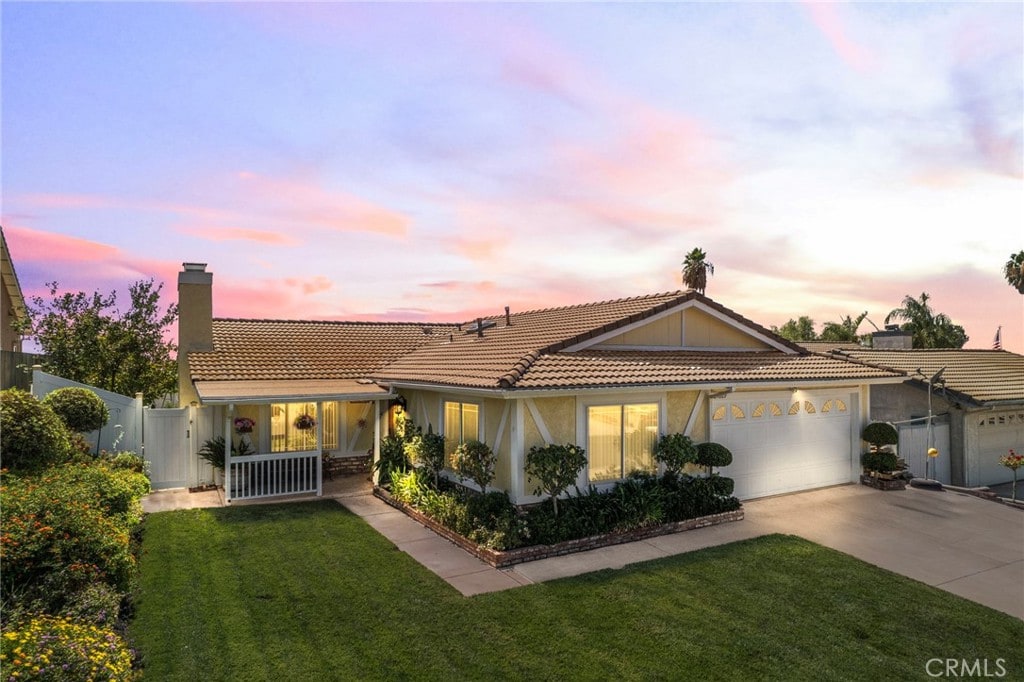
[682,248,714,294]
[652,433,697,475]
[820,311,869,343]
[28,279,178,404]
[525,443,587,516]
[1005,251,1024,294]
[773,317,817,342]
[452,440,497,494]
[885,292,968,349]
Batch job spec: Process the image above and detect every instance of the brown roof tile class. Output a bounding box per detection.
[832,348,1024,405]
[188,319,453,381]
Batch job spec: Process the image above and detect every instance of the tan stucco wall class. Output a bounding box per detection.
[667,390,707,441]
[594,308,770,350]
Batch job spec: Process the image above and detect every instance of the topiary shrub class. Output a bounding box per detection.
[452,440,497,495]
[695,441,733,476]
[41,387,110,434]
[652,433,697,474]
[0,388,73,472]
[861,450,899,474]
[862,421,898,452]
[525,443,587,516]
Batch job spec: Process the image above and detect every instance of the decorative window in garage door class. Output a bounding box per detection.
[715,397,848,421]
[979,412,1024,427]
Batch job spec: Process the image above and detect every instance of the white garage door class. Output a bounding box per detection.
[973,410,1024,487]
[710,391,857,500]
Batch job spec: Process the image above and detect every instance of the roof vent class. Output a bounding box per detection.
[466,318,496,336]
[505,306,511,326]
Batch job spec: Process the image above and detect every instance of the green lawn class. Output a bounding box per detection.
[131,501,1021,681]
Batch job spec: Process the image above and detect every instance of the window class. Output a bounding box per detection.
[444,400,480,465]
[587,403,658,483]
[271,402,321,453]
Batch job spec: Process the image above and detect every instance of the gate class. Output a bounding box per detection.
[143,407,191,490]
[898,420,951,483]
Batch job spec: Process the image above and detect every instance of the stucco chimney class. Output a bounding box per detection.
[177,263,213,406]
[872,328,913,349]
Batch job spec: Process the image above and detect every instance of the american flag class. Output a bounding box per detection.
[993,326,1002,350]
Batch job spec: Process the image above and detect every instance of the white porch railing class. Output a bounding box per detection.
[226,451,321,501]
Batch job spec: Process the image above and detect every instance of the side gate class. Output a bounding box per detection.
[143,407,192,490]
[898,421,951,483]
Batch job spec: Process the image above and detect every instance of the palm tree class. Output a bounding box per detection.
[820,311,869,343]
[885,292,968,349]
[1005,251,1024,294]
[682,248,714,294]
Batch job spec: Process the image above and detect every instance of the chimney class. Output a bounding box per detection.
[871,328,913,350]
[177,263,213,406]
[505,306,511,326]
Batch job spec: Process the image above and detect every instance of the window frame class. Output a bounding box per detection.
[577,393,666,486]
[441,397,484,465]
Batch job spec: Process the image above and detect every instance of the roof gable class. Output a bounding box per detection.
[0,227,28,328]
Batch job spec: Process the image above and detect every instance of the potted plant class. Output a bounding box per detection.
[198,436,255,491]
[859,422,906,490]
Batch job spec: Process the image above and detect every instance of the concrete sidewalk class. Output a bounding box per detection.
[141,480,1024,617]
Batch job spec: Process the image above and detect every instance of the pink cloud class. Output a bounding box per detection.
[177,225,300,246]
[283,276,334,295]
[801,2,876,72]
[14,193,113,210]
[3,224,121,264]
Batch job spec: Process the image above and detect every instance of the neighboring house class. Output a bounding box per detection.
[0,226,28,354]
[179,263,908,503]
[824,346,1024,488]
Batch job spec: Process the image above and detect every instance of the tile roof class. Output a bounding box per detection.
[188,319,454,381]
[373,291,901,390]
[797,341,866,353]
[830,348,1024,405]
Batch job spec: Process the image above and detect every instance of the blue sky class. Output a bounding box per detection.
[2,2,1022,351]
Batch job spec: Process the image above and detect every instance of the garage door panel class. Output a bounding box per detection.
[975,412,1024,486]
[712,393,855,500]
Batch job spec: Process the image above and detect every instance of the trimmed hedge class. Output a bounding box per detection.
[0,388,73,472]
[42,387,110,434]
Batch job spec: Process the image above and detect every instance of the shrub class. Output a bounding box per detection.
[404,429,446,487]
[524,443,587,516]
[695,442,733,475]
[62,581,124,626]
[375,433,410,486]
[452,440,496,494]
[861,450,900,474]
[0,388,73,472]
[1,464,147,614]
[0,615,133,681]
[197,436,254,471]
[862,421,898,451]
[103,451,149,477]
[652,433,697,474]
[41,387,110,434]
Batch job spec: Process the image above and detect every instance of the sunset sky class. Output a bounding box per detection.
[3,2,1022,353]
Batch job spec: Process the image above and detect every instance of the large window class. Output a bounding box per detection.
[270,402,338,452]
[587,403,659,482]
[444,400,480,465]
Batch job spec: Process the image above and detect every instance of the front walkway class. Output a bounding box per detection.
[140,479,1023,618]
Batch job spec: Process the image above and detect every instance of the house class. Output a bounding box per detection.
[0,226,29,354]
[823,345,1024,488]
[177,263,907,502]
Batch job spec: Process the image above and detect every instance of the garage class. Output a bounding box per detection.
[972,409,1024,487]
[711,391,859,500]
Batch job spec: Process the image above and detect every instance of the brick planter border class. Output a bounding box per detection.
[374,487,744,569]
[859,473,907,491]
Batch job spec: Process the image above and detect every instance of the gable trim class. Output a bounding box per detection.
[560,300,796,354]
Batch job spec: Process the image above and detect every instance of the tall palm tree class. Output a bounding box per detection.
[1005,251,1024,294]
[820,311,869,343]
[682,248,714,294]
[885,292,968,349]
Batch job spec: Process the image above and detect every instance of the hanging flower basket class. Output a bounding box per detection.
[294,414,317,431]
[233,417,256,434]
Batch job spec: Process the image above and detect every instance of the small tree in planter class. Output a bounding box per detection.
[653,433,697,475]
[452,440,496,495]
[525,443,587,516]
[999,449,1023,502]
[860,421,899,477]
[405,426,447,488]
[695,442,732,476]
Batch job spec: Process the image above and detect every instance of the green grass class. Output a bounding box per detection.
[130,501,1022,681]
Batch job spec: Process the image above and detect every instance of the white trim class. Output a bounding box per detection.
[560,299,796,354]
[684,391,704,437]
[510,399,525,501]
[576,392,667,487]
[524,398,553,445]
[492,401,510,454]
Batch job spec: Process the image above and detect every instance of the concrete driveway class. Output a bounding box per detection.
[511,484,1023,619]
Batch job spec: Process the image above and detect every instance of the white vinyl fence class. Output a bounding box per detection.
[898,420,951,483]
[32,369,143,454]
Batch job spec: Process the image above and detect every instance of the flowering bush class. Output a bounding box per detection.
[293,414,316,431]
[999,449,1023,470]
[0,615,134,681]
[233,417,256,434]
[1,463,148,614]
